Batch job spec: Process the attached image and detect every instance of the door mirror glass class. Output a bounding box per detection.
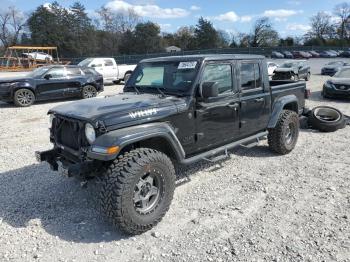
[202,81,219,98]
[44,74,52,80]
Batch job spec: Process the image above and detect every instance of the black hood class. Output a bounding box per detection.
[0,77,33,84]
[50,92,187,128]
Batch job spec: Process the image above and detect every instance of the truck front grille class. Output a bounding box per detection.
[334,84,350,91]
[52,117,86,151]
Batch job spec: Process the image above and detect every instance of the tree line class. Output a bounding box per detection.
[0,1,349,57]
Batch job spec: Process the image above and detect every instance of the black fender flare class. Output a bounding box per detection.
[268,95,299,128]
[88,122,185,161]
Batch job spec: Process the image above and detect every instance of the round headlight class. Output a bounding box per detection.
[85,123,96,144]
[49,114,55,127]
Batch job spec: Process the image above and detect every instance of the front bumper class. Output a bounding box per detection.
[324,84,350,98]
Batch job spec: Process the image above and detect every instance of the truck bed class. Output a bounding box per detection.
[269,80,306,114]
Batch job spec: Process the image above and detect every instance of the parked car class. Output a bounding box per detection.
[292,51,312,59]
[22,52,53,62]
[273,60,311,81]
[282,51,294,59]
[271,51,284,58]
[328,50,340,56]
[321,61,349,76]
[36,54,307,235]
[339,51,350,58]
[319,51,337,58]
[78,57,136,84]
[0,65,103,107]
[322,66,350,98]
[267,62,278,76]
[309,51,320,58]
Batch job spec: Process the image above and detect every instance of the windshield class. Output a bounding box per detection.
[28,67,50,78]
[327,61,343,66]
[334,68,350,78]
[125,61,199,95]
[78,58,93,67]
[280,62,296,68]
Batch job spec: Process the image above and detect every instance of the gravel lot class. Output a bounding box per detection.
[0,58,349,262]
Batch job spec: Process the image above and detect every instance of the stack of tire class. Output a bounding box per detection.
[302,106,347,132]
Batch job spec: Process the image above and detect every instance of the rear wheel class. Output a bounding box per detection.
[268,110,299,155]
[100,148,176,235]
[14,89,35,107]
[81,85,97,99]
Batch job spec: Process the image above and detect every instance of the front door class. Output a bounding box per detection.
[195,62,240,153]
[238,61,270,137]
[36,67,68,99]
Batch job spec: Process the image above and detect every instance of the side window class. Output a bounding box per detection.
[104,59,114,67]
[46,68,65,79]
[240,62,262,90]
[202,63,232,94]
[66,67,82,77]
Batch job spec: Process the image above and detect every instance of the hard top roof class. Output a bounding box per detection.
[141,54,265,63]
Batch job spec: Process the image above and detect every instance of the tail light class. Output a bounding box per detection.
[305,89,311,99]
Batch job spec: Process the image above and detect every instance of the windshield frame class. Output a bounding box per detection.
[125,60,201,96]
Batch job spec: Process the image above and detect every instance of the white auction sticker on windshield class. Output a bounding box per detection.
[178,61,197,69]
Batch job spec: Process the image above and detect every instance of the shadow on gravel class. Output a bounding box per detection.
[0,163,130,243]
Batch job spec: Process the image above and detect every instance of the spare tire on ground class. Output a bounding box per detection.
[308,106,346,132]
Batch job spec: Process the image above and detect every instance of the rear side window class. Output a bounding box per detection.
[46,68,65,78]
[66,67,82,77]
[104,59,114,67]
[240,62,262,90]
[202,63,232,94]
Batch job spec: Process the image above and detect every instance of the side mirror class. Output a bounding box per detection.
[201,81,219,98]
[91,64,96,67]
[44,74,52,80]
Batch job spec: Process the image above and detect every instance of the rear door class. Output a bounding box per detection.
[35,67,68,99]
[64,67,84,97]
[195,61,240,152]
[238,60,271,137]
[103,59,117,81]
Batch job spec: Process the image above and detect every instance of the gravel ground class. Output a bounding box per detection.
[0,59,349,262]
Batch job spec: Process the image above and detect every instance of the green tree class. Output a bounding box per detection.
[194,17,219,49]
[133,22,162,54]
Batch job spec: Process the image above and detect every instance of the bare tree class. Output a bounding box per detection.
[306,12,335,43]
[0,6,26,47]
[97,7,140,33]
[249,17,279,47]
[334,2,350,40]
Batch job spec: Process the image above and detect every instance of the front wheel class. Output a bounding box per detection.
[268,110,299,155]
[14,88,35,107]
[81,85,97,99]
[292,74,299,81]
[100,148,176,235]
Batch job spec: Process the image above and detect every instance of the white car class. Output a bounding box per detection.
[22,52,53,61]
[78,58,136,84]
[267,62,278,76]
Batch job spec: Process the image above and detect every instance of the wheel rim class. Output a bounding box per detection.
[133,171,163,214]
[83,86,96,98]
[17,90,34,106]
[285,123,295,145]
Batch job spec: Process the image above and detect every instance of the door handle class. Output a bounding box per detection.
[227,102,239,109]
[254,98,264,103]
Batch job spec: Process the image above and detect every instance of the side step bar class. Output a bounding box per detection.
[180,131,268,165]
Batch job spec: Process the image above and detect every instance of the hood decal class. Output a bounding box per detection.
[129,108,158,119]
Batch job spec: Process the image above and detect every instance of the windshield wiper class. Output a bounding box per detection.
[153,86,166,98]
[126,85,140,94]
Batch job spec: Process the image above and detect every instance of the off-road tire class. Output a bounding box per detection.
[308,106,345,132]
[13,88,35,107]
[268,110,299,155]
[100,148,176,235]
[81,85,97,99]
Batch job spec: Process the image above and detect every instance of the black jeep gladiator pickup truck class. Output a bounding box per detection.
[36,54,306,235]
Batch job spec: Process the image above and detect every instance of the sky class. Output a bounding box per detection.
[2,0,347,37]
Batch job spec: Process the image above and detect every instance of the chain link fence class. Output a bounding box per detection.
[67,46,349,65]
